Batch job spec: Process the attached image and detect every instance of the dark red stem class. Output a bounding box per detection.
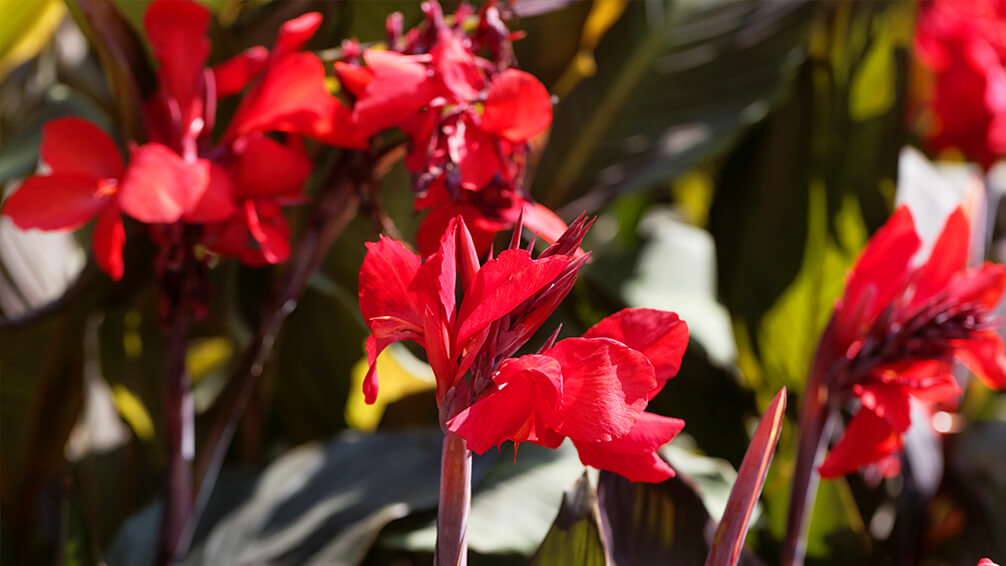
[436,431,471,566]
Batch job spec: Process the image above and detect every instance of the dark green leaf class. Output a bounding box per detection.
[530,472,607,566]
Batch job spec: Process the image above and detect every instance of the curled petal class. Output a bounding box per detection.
[954,330,1006,390]
[2,174,109,231]
[544,337,656,442]
[272,12,322,58]
[481,69,553,142]
[360,236,424,332]
[854,381,911,433]
[40,117,124,179]
[571,413,684,483]
[213,46,269,98]
[584,308,688,395]
[818,408,903,479]
[92,206,125,280]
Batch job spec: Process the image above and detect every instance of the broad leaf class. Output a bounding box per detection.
[529,472,607,566]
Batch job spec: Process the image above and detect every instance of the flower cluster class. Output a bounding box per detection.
[1,0,362,280]
[335,0,565,256]
[815,205,1006,478]
[359,214,689,482]
[914,0,1006,169]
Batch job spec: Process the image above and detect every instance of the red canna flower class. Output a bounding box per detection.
[359,214,689,482]
[914,0,1006,169]
[1,118,127,279]
[978,559,1001,566]
[335,0,558,256]
[815,205,1006,478]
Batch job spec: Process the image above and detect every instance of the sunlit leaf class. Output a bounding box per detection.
[530,472,607,566]
[0,0,65,80]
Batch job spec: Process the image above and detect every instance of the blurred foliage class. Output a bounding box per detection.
[0,0,1003,565]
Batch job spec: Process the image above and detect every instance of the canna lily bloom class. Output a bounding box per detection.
[335,0,557,255]
[815,205,1006,478]
[1,118,127,279]
[914,0,1006,169]
[359,214,689,482]
[358,214,585,405]
[448,307,689,482]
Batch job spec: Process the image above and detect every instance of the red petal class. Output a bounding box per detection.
[272,12,322,58]
[413,216,459,324]
[40,117,124,179]
[431,29,483,102]
[2,173,108,230]
[818,408,903,478]
[946,263,1006,310]
[244,201,291,265]
[92,206,125,280]
[836,206,920,345]
[449,114,501,190]
[348,50,439,137]
[520,203,572,250]
[481,69,552,142]
[954,330,1006,390]
[912,207,969,305]
[184,162,237,223]
[334,61,373,98]
[854,381,911,432]
[455,249,569,345]
[143,0,210,114]
[448,354,563,453]
[584,308,689,396]
[227,53,367,149]
[571,413,683,483]
[118,144,209,223]
[544,337,656,442]
[234,134,312,199]
[213,46,269,98]
[360,236,424,333]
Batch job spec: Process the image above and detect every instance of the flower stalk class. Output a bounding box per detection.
[436,431,472,566]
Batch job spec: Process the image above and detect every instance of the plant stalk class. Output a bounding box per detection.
[156,256,195,566]
[436,431,472,566]
[782,344,837,566]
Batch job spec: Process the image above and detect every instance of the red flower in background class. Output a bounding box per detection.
[359,214,689,482]
[815,206,1006,478]
[335,0,565,256]
[1,118,127,279]
[1,0,360,279]
[914,0,1006,169]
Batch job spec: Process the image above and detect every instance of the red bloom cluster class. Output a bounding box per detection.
[815,206,1006,478]
[1,0,361,279]
[335,1,565,256]
[914,0,1006,169]
[359,215,688,482]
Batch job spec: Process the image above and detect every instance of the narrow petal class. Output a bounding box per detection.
[455,249,570,345]
[40,117,124,179]
[945,263,1006,310]
[818,408,903,478]
[92,206,125,280]
[836,206,920,345]
[234,134,312,199]
[213,46,269,98]
[143,0,210,113]
[854,381,912,432]
[2,174,108,230]
[520,203,573,251]
[417,202,498,258]
[480,69,553,142]
[412,216,459,324]
[360,236,424,332]
[272,12,322,58]
[118,144,209,224]
[544,337,656,442]
[954,330,1006,389]
[912,207,969,305]
[571,413,684,483]
[584,308,689,395]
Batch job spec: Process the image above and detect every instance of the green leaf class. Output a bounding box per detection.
[535,0,815,210]
[530,473,607,566]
